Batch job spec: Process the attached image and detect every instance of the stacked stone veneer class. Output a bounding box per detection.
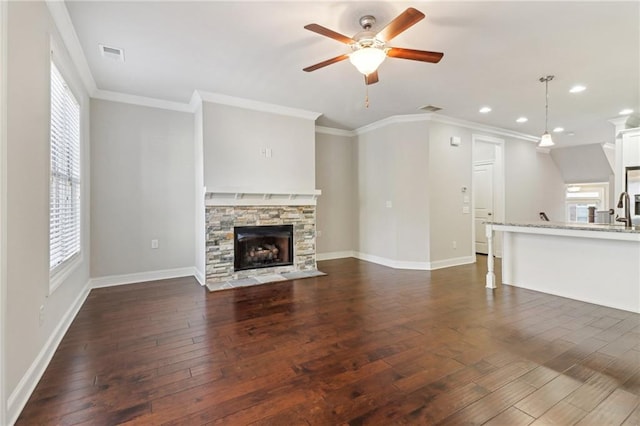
[206,205,317,283]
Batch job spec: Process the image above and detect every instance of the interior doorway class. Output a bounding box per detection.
[472,135,505,258]
[474,163,493,253]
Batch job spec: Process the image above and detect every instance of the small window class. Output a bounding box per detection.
[565,183,608,223]
[50,62,81,274]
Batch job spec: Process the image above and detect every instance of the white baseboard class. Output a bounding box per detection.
[428,255,476,270]
[316,251,354,261]
[7,280,91,425]
[90,267,196,289]
[353,252,431,270]
[353,252,475,271]
[193,267,206,286]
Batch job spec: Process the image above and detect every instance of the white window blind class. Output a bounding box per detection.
[50,62,81,271]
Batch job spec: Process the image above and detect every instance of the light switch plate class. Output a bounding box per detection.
[450,136,461,146]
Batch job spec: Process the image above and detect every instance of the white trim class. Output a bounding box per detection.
[0,0,7,422]
[205,189,321,207]
[428,256,476,270]
[93,89,194,113]
[428,113,539,142]
[49,253,83,295]
[315,126,355,137]
[7,280,91,426]
[316,251,354,261]
[353,252,431,270]
[90,267,197,289]
[354,112,539,143]
[45,0,97,95]
[193,268,205,286]
[354,114,430,135]
[189,90,202,112]
[197,90,322,121]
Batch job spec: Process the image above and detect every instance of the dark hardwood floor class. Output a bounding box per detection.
[17,257,640,425]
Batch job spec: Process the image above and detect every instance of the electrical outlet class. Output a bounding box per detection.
[386,201,393,208]
[317,230,322,237]
[151,239,159,249]
[452,241,457,249]
[39,305,45,326]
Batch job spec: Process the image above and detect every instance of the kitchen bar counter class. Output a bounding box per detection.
[485,221,640,313]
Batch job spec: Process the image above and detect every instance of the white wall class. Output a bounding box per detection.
[550,143,613,183]
[90,99,195,279]
[356,120,430,266]
[202,101,317,192]
[349,117,566,268]
[505,140,566,222]
[5,2,91,422]
[427,122,473,263]
[315,131,356,256]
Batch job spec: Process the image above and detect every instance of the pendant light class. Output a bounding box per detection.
[539,75,555,147]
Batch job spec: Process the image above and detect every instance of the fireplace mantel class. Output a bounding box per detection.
[205,188,321,206]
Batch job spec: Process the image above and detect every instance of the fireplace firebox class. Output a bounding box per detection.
[234,225,294,271]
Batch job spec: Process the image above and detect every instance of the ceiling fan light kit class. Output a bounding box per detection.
[303,7,443,86]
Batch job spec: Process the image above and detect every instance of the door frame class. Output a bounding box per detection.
[473,161,494,254]
[0,0,7,422]
[471,134,505,262]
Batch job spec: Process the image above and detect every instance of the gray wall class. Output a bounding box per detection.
[90,99,195,278]
[341,118,566,266]
[315,132,356,255]
[505,139,566,222]
[356,121,431,264]
[5,0,91,411]
[202,102,316,191]
[550,143,613,183]
[427,122,473,262]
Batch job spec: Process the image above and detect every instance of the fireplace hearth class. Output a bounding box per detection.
[234,225,293,271]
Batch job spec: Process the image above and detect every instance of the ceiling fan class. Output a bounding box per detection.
[303,7,444,85]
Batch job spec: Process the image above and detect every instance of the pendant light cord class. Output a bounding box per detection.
[539,75,554,133]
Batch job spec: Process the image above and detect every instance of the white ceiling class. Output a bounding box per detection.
[65,1,639,146]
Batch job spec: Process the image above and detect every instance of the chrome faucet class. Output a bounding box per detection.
[616,192,631,227]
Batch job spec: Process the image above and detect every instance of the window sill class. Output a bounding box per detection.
[49,252,82,295]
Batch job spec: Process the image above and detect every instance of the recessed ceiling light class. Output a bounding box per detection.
[620,108,634,115]
[479,106,492,113]
[567,132,575,136]
[553,127,564,133]
[569,85,586,93]
[516,117,528,123]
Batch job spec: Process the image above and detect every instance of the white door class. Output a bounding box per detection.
[474,163,494,254]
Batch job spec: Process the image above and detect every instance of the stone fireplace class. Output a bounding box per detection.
[205,190,320,285]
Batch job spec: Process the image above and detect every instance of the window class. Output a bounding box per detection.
[565,183,608,223]
[50,62,81,274]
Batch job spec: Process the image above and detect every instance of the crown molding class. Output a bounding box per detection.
[93,89,194,113]
[354,114,430,135]
[315,126,355,137]
[189,90,202,112]
[353,112,539,143]
[196,90,322,121]
[427,113,539,142]
[45,0,97,95]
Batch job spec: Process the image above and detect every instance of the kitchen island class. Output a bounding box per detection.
[485,221,640,313]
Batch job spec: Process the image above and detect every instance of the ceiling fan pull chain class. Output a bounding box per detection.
[365,85,370,108]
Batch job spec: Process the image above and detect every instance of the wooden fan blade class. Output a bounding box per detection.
[387,47,444,63]
[304,24,355,44]
[376,7,425,42]
[303,54,350,72]
[365,71,379,85]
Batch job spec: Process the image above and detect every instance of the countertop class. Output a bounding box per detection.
[485,221,640,234]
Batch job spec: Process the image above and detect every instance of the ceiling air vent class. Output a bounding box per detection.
[419,105,442,112]
[99,44,125,62]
